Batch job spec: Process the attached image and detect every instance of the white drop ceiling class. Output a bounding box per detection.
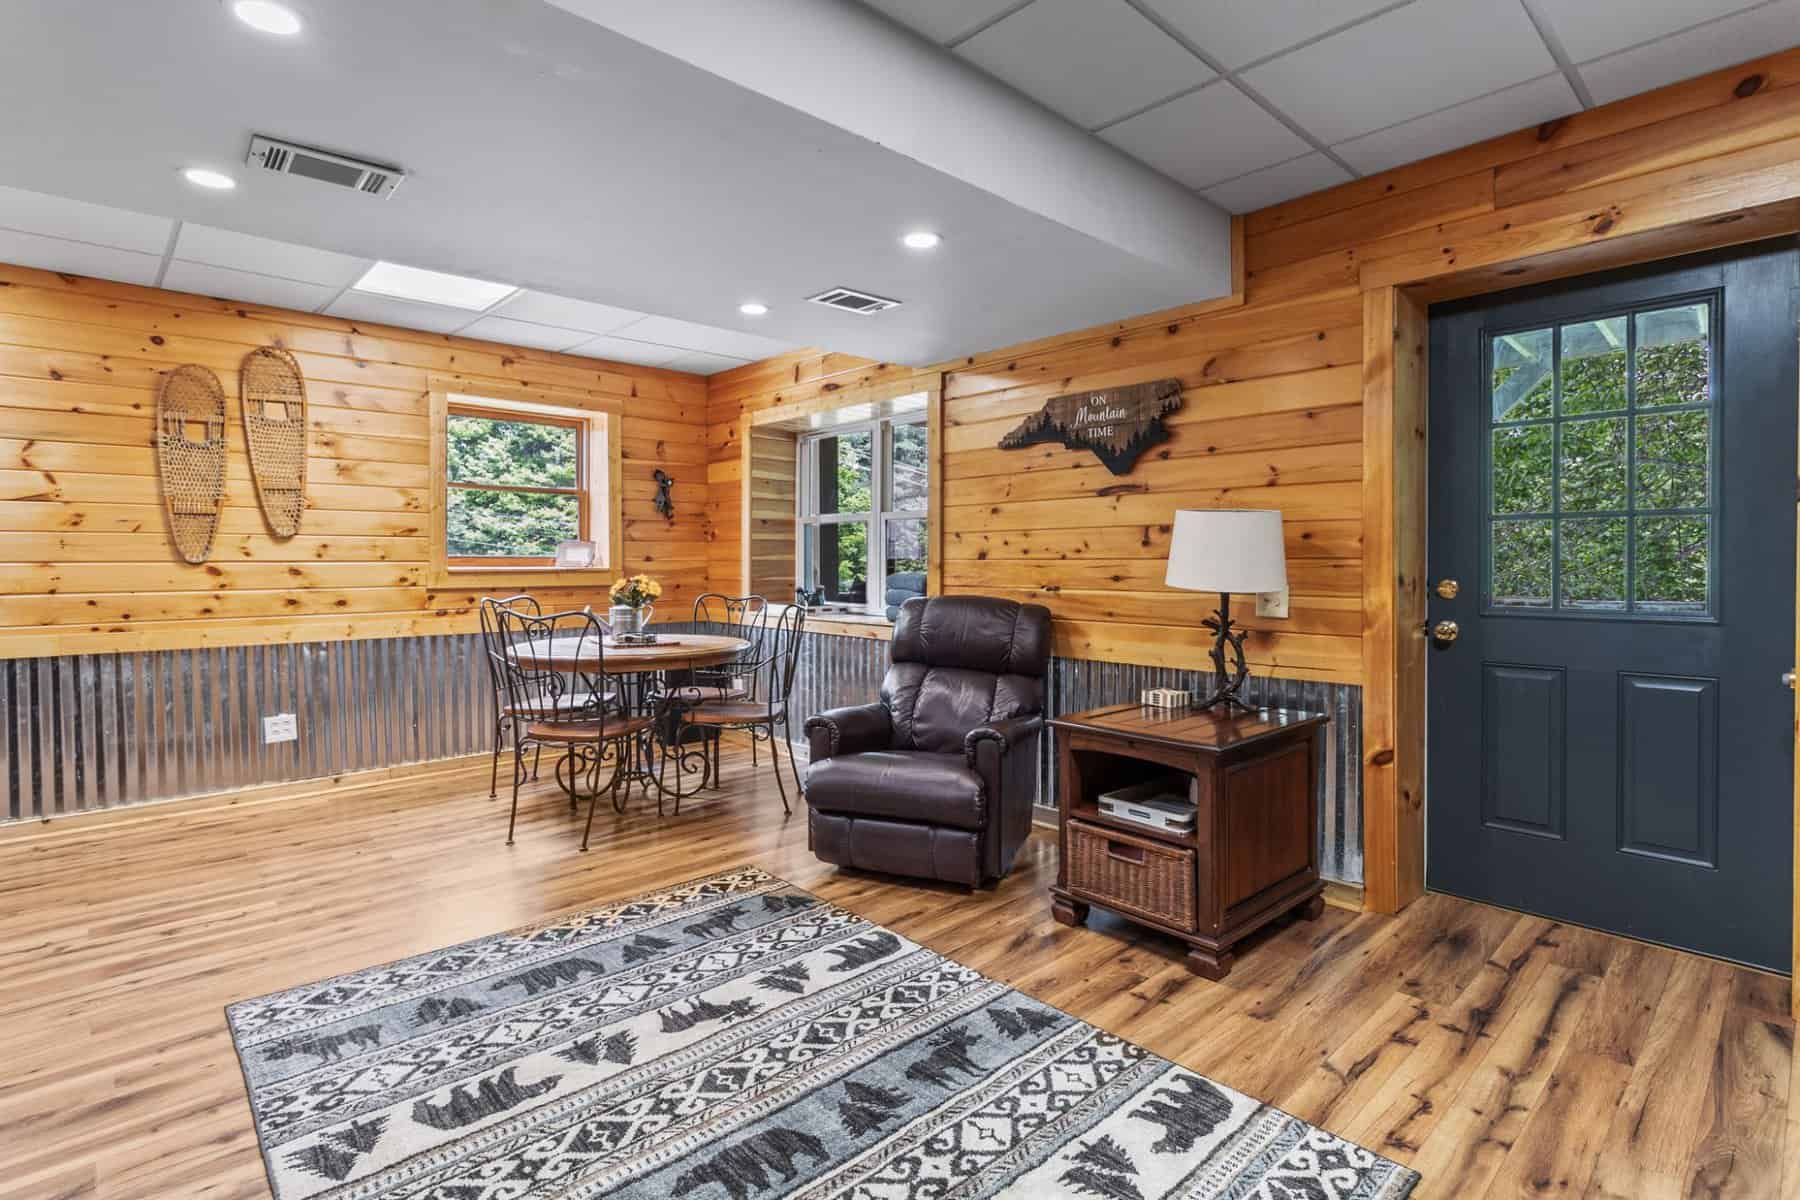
[0,0,1794,370]
[0,182,798,375]
[866,0,1800,210]
[0,0,1232,369]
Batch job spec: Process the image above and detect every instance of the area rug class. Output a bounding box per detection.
[227,867,1419,1199]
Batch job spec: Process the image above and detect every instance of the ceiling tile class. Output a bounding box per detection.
[1102,81,1310,190]
[660,349,753,375]
[1242,0,1555,144]
[1530,0,1767,64]
[859,0,1026,44]
[160,260,340,312]
[173,224,370,287]
[323,291,470,335]
[0,183,171,254]
[1199,152,1352,213]
[456,314,595,352]
[0,227,162,285]
[565,335,686,368]
[1140,0,1396,70]
[1333,73,1579,175]
[957,0,1212,128]
[1578,0,1800,106]
[613,314,795,360]
[489,290,645,334]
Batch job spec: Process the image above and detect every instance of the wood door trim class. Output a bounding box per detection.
[1360,285,1428,914]
[1364,221,1800,1012]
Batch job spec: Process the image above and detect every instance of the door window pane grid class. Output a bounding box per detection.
[1485,296,1716,617]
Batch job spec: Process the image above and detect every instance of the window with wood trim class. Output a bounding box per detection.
[445,402,590,565]
[796,413,927,614]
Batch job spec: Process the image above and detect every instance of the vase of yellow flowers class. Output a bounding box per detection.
[607,574,662,636]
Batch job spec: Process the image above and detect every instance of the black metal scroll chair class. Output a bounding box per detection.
[492,607,653,850]
[687,592,769,785]
[674,604,806,813]
[479,594,541,801]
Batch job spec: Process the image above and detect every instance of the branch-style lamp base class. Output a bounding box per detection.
[1198,591,1256,713]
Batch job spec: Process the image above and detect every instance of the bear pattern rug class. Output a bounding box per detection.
[227,866,1419,1199]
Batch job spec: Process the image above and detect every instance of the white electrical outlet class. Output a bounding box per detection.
[1256,589,1289,619]
[262,712,298,744]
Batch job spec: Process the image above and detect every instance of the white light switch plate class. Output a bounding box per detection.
[262,713,298,744]
[1256,589,1289,619]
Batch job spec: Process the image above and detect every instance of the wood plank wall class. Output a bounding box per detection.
[708,47,1800,686]
[708,48,1800,914]
[746,427,798,600]
[0,265,711,659]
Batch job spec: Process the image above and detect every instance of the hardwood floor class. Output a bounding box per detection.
[0,746,1792,1199]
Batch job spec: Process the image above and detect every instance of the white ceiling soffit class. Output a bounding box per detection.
[0,0,1230,369]
[544,0,1234,299]
[863,0,1800,214]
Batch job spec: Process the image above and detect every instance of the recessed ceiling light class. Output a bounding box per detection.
[738,302,769,317]
[231,0,303,35]
[182,167,237,191]
[901,230,941,250]
[351,261,519,311]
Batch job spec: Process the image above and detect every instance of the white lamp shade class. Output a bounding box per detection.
[1164,509,1287,594]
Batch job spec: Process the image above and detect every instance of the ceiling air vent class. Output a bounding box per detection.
[246,135,405,198]
[806,286,902,314]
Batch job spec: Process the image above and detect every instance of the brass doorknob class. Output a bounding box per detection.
[1430,620,1460,646]
[1435,578,1460,600]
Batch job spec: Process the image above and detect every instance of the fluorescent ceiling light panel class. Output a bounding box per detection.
[351,261,518,311]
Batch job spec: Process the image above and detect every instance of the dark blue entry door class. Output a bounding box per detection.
[1426,239,1798,971]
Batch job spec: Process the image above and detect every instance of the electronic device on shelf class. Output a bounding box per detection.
[1097,775,1196,834]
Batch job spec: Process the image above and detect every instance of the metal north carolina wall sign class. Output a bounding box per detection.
[997,378,1183,475]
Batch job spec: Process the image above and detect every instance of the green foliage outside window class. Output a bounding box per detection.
[1489,312,1710,614]
[446,411,584,559]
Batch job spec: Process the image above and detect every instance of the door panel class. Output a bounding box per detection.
[1617,673,1717,867]
[1480,664,1565,838]
[1427,239,1798,971]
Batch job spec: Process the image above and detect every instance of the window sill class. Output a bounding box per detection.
[434,564,617,588]
[779,606,896,640]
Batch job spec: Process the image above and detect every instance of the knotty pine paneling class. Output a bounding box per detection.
[0,264,710,659]
[707,46,1800,696]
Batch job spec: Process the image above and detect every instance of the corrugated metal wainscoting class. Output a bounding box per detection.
[1,636,494,823]
[2,627,1362,885]
[776,629,1366,886]
[1047,660,1363,885]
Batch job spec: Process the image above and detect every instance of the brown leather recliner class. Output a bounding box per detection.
[803,595,1052,888]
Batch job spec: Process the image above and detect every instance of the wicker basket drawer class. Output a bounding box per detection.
[1065,819,1196,932]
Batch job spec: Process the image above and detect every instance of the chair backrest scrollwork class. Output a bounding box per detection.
[493,607,612,731]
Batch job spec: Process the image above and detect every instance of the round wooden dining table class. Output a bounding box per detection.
[521,633,749,675]
[518,633,750,807]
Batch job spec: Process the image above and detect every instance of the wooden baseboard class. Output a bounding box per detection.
[0,751,493,845]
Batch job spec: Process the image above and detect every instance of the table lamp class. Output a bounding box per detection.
[1164,509,1287,712]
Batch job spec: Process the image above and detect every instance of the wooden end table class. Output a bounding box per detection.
[1048,703,1328,980]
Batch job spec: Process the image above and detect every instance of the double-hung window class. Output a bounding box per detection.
[429,383,620,586]
[797,415,928,613]
[445,402,589,565]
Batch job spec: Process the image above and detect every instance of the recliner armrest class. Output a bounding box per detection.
[804,703,893,761]
[962,716,1043,765]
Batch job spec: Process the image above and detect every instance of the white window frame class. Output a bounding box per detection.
[797,414,928,615]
